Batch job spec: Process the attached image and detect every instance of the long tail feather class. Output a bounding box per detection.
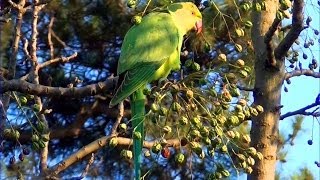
[131,88,145,180]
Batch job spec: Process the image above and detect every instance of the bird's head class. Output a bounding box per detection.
[168,2,203,35]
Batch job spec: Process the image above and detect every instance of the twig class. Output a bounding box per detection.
[51,30,68,48]
[111,102,124,135]
[280,102,320,120]
[237,85,254,91]
[39,52,78,69]
[80,153,95,179]
[285,69,320,79]
[48,16,55,59]
[23,38,31,60]
[274,0,305,60]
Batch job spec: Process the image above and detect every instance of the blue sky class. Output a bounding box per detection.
[277,0,320,178]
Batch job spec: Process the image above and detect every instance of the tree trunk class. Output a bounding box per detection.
[249,0,284,179]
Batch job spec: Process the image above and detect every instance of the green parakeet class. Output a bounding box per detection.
[109,2,202,179]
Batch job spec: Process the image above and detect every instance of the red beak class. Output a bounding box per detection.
[195,20,202,34]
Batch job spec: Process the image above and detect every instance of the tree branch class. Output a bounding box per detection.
[274,0,305,60]
[0,78,117,97]
[285,69,320,79]
[39,52,78,69]
[280,102,319,120]
[264,17,281,67]
[47,136,180,177]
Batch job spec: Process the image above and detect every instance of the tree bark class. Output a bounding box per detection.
[249,0,284,179]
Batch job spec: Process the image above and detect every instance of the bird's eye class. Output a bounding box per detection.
[192,12,195,15]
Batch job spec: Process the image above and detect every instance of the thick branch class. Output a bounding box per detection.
[48,136,180,177]
[280,102,319,120]
[0,78,117,97]
[285,69,320,79]
[274,0,304,60]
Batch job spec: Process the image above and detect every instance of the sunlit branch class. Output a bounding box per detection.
[285,69,320,79]
[275,0,305,60]
[47,136,180,177]
[39,52,78,69]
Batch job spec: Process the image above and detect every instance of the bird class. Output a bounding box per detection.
[109,2,202,179]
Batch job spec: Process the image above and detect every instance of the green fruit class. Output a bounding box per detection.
[237,153,246,162]
[255,105,264,113]
[250,107,259,116]
[244,20,253,28]
[150,103,159,113]
[179,116,188,125]
[221,169,230,177]
[256,152,264,160]
[127,0,136,8]
[237,112,246,121]
[242,134,251,143]
[191,62,201,71]
[228,115,239,125]
[280,0,291,10]
[276,11,284,20]
[191,116,201,125]
[163,125,172,134]
[185,59,193,67]
[240,3,251,11]
[218,53,227,62]
[119,123,127,131]
[32,134,39,142]
[144,150,151,157]
[200,127,210,137]
[190,129,201,138]
[245,166,253,174]
[234,131,240,139]
[221,145,228,153]
[133,131,142,139]
[190,142,202,155]
[236,59,245,66]
[171,102,181,112]
[175,153,185,164]
[38,140,46,149]
[186,90,194,99]
[132,15,142,25]
[260,1,266,10]
[247,156,255,166]
[36,121,45,133]
[235,28,245,37]
[109,138,118,148]
[230,88,240,97]
[151,143,162,154]
[215,126,223,136]
[33,104,41,112]
[203,137,211,145]
[239,70,248,78]
[121,150,133,160]
[32,141,40,150]
[226,130,236,139]
[254,3,262,12]
[159,107,168,116]
[19,96,28,105]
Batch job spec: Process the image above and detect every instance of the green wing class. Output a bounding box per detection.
[110,12,182,106]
